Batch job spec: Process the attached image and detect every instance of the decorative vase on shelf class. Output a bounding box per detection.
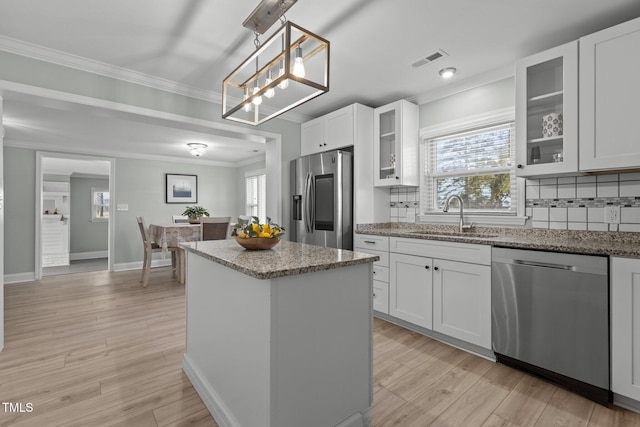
[542,113,563,138]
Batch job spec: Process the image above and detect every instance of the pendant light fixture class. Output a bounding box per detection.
[222,0,329,126]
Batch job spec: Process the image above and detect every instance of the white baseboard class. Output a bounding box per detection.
[4,272,36,284]
[70,250,108,261]
[183,354,238,427]
[113,258,172,272]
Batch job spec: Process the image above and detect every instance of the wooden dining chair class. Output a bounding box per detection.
[171,215,190,223]
[201,217,231,240]
[136,216,178,287]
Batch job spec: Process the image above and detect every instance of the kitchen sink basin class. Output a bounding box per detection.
[410,230,498,239]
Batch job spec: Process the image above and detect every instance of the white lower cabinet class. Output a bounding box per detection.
[611,257,640,401]
[432,259,491,349]
[390,253,433,329]
[355,234,390,314]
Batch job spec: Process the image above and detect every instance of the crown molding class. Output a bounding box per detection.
[410,63,515,106]
[0,35,222,103]
[0,35,309,123]
[4,138,258,168]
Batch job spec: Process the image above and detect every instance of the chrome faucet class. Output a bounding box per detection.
[443,194,473,232]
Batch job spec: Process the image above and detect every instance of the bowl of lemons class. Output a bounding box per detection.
[232,216,285,250]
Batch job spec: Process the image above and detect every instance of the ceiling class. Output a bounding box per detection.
[1,0,640,164]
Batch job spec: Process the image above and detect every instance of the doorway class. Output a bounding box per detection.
[36,152,115,279]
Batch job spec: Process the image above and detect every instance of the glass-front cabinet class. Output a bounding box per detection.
[515,41,578,177]
[374,100,419,187]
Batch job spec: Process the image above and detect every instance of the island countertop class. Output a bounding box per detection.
[180,239,380,280]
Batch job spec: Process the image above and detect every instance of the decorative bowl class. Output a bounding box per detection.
[234,236,281,250]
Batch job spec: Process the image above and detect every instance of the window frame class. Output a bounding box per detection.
[417,108,527,226]
[91,187,109,223]
[245,169,266,222]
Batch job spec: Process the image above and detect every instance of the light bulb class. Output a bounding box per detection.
[264,70,275,98]
[243,87,252,112]
[439,67,457,79]
[292,46,305,78]
[278,59,289,89]
[252,81,262,105]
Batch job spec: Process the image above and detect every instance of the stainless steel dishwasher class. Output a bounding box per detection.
[492,247,611,405]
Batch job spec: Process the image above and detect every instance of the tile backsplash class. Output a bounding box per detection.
[526,172,640,232]
[390,187,420,223]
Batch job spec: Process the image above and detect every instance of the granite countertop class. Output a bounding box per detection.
[356,223,640,258]
[181,239,380,280]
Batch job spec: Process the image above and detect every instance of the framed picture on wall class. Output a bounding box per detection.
[166,174,197,203]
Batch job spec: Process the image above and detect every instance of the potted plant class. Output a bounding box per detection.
[182,206,210,223]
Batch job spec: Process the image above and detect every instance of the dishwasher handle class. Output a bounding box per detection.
[513,259,576,271]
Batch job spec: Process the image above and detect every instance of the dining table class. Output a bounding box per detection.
[149,223,201,284]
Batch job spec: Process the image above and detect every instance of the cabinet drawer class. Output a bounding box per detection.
[354,234,389,252]
[373,280,389,314]
[390,237,491,265]
[354,248,389,267]
[372,265,389,283]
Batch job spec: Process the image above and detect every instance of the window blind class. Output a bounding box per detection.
[423,122,517,213]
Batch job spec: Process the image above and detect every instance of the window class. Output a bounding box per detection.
[423,121,518,215]
[92,188,109,222]
[245,169,266,221]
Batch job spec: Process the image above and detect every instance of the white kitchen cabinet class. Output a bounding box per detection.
[432,259,491,348]
[355,234,390,314]
[390,252,433,329]
[300,104,355,156]
[515,41,578,177]
[579,17,640,172]
[611,256,640,402]
[373,100,419,187]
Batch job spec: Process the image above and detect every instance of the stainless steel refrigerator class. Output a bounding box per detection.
[290,150,353,250]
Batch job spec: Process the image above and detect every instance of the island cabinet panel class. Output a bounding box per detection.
[432,259,491,349]
[611,257,640,402]
[390,252,433,329]
[183,251,373,427]
[580,17,640,172]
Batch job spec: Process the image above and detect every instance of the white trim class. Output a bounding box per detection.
[411,64,514,106]
[0,36,310,123]
[183,354,238,427]
[235,155,267,167]
[70,251,108,261]
[419,107,515,140]
[417,213,528,226]
[4,272,36,284]
[112,258,172,272]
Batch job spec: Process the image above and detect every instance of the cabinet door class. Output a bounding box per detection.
[373,100,418,187]
[324,105,354,151]
[300,117,324,156]
[515,41,578,177]
[580,18,640,171]
[389,253,432,329]
[432,259,491,349]
[611,257,640,401]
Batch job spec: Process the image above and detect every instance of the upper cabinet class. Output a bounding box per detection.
[300,104,355,156]
[579,17,640,172]
[515,41,578,177]
[374,100,419,187]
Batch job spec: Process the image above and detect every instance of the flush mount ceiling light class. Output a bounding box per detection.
[187,143,208,157]
[222,0,330,126]
[439,67,457,79]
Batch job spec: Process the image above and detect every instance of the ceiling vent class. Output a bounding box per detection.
[411,49,449,68]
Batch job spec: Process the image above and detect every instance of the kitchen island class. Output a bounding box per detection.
[180,239,379,427]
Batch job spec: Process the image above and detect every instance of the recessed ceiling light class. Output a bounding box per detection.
[439,67,457,79]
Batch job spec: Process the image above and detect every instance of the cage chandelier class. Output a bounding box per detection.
[222,0,330,126]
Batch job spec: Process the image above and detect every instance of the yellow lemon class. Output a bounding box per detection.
[238,230,248,238]
[258,231,271,238]
[262,224,271,234]
[252,223,260,233]
[273,229,280,236]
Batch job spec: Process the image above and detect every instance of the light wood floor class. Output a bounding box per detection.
[2,269,640,426]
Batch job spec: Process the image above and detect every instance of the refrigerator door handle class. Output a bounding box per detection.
[304,172,313,233]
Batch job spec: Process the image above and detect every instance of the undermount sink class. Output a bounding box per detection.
[410,230,498,239]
